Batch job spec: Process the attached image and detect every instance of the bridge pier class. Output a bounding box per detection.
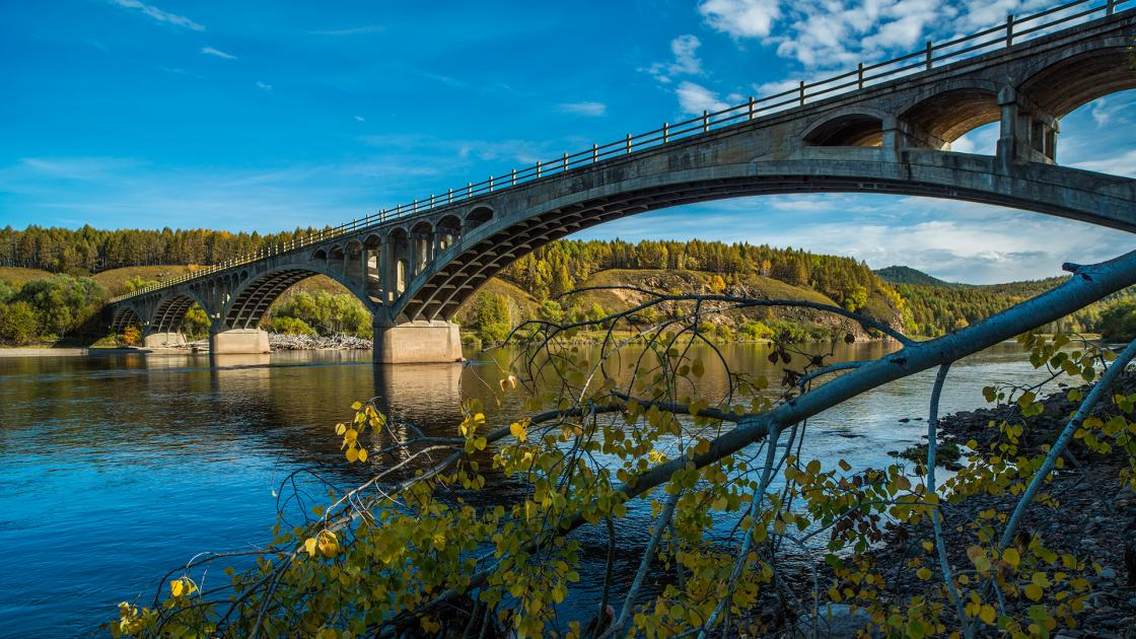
[373,320,463,364]
[210,328,270,354]
[142,331,187,349]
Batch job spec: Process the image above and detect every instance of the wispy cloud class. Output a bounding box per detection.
[675,81,728,115]
[110,0,205,31]
[354,115,366,123]
[643,34,703,84]
[558,101,607,117]
[16,157,140,181]
[698,0,781,39]
[201,46,237,60]
[308,24,385,36]
[256,80,272,91]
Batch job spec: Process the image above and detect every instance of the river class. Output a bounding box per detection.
[0,341,1054,637]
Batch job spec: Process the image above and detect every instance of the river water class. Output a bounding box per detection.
[0,342,1053,637]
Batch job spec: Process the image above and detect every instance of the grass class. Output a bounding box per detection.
[0,266,55,288]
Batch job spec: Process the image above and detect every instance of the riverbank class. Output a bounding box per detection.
[857,374,1136,636]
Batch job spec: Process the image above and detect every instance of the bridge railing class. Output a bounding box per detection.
[108,0,1130,305]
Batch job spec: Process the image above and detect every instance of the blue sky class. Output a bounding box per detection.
[1,0,1133,283]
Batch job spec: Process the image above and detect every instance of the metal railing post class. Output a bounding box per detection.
[467,182,472,198]
[1006,14,1015,47]
[447,188,453,204]
[429,194,435,208]
[663,122,670,143]
[747,96,755,120]
[511,168,516,186]
[489,175,494,192]
[799,81,806,106]
[625,134,632,155]
[1107,0,1115,15]
[702,110,709,133]
[857,63,864,89]
[925,40,933,70]
[562,152,568,172]
[592,144,598,163]
[536,160,542,178]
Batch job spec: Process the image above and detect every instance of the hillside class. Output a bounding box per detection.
[877,266,1090,335]
[874,265,954,287]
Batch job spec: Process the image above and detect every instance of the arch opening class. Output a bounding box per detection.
[900,88,1000,150]
[465,207,493,233]
[804,114,884,147]
[437,215,462,252]
[224,267,374,337]
[1021,48,1136,117]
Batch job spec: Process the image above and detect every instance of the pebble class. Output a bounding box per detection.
[1099,567,1117,579]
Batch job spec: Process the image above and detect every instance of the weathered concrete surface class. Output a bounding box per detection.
[374,321,462,364]
[104,8,1136,363]
[210,328,270,354]
[142,331,187,349]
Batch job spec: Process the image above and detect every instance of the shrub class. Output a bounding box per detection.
[264,316,318,336]
[0,301,40,345]
[14,275,106,338]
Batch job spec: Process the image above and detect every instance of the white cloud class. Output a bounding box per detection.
[558,101,607,117]
[644,34,703,83]
[110,0,204,31]
[354,115,366,123]
[255,81,272,91]
[1070,150,1136,178]
[705,0,1060,70]
[201,46,237,60]
[1090,99,1110,127]
[698,0,781,38]
[676,81,729,115]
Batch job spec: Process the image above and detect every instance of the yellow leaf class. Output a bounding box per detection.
[317,530,339,558]
[916,567,932,580]
[351,401,363,410]
[357,447,368,462]
[1003,547,1020,568]
[510,422,528,443]
[1024,583,1043,601]
[303,537,317,555]
[979,604,996,624]
[335,423,346,435]
[170,579,184,598]
[345,447,359,463]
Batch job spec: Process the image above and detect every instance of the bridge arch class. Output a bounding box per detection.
[221,263,379,330]
[899,87,1000,149]
[396,154,1136,321]
[1019,45,1136,117]
[110,306,142,333]
[464,206,493,232]
[802,108,890,147]
[150,291,211,333]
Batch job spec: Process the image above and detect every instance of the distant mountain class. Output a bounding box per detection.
[874,265,954,287]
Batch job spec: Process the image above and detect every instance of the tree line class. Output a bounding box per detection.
[0,225,323,274]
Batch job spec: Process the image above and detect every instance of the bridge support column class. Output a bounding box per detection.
[997,87,1059,170]
[210,328,270,354]
[142,331,187,349]
[373,320,463,364]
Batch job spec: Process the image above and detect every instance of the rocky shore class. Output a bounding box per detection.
[267,333,371,351]
[863,374,1136,637]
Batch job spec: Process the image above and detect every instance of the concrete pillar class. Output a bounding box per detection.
[142,331,187,349]
[996,87,1020,171]
[210,328,270,354]
[373,320,463,364]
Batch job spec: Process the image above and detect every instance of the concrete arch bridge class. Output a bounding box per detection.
[106,0,1136,363]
